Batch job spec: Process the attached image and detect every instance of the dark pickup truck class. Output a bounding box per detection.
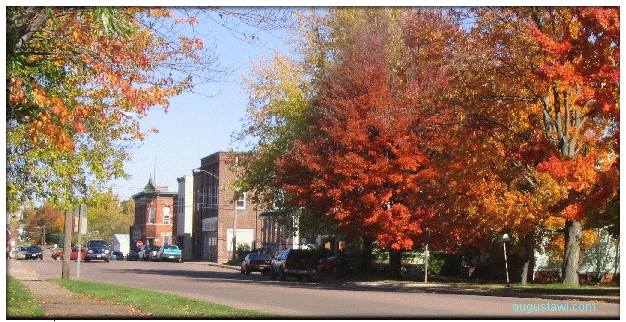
[270,249,318,282]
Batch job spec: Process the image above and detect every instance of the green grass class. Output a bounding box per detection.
[6,276,46,318]
[51,279,275,318]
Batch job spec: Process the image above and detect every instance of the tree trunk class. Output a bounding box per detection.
[389,249,402,280]
[520,233,535,284]
[562,220,582,285]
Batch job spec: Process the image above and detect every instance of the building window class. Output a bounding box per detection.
[236,192,246,210]
[202,217,218,232]
[148,204,156,224]
[163,235,170,246]
[163,205,171,225]
[178,197,184,215]
[195,182,219,211]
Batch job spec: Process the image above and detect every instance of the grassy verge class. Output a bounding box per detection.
[6,276,46,318]
[51,279,275,318]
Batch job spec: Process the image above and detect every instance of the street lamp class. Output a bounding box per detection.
[499,233,511,287]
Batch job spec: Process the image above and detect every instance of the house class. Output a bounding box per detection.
[259,209,304,254]
[130,178,178,250]
[192,151,264,263]
[175,175,194,260]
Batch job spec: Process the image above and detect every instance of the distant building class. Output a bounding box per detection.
[192,151,264,263]
[130,178,178,250]
[175,175,194,260]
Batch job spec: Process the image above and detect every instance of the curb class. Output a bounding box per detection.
[182,261,619,304]
[347,281,620,304]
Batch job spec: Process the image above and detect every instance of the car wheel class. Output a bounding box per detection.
[245,269,251,275]
[279,268,286,281]
[269,270,276,280]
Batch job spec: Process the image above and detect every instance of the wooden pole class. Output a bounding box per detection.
[62,209,72,279]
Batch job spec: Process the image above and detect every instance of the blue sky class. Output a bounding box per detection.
[110,9,294,199]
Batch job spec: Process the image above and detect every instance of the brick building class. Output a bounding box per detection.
[192,151,264,263]
[130,178,178,251]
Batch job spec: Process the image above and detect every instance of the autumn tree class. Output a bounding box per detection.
[460,7,619,285]
[7,7,292,210]
[274,9,466,278]
[22,203,65,245]
[84,192,135,243]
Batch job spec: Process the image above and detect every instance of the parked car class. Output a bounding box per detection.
[85,239,110,262]
[241,253,272,275]
[24,245,44,260]
[126,251,140,261]
[155,244,182,262]
[51,248,86,260]
[319,252,362,275]
[270,249,318,282]
[139,245,158,261]
[15,246,27,260]
[110,251,124,260]
[319,255,344,274]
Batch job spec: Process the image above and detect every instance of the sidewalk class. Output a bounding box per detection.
[7,260,151,318]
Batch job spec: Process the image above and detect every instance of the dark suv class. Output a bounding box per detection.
[270,249,318,282]
[85,239,110,262]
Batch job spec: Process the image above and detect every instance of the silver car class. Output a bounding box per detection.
[14,246,26,260]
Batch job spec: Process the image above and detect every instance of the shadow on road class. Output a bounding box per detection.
[106,267,618,303]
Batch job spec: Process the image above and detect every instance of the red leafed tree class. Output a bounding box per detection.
[465,7,619,285]
[276,9,464,277]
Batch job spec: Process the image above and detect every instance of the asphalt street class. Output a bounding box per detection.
[9,256,620,319]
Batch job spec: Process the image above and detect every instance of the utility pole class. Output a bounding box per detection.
[424,228,431,283]
[76,204,86,279]
[231,156,239,261]
[232,193,238,261]
[41,226,46,247]
[62,209,72,279]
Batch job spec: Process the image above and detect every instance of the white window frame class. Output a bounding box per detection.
[236,192,246,210]
[163,205,171,225]
[148,204,156,224]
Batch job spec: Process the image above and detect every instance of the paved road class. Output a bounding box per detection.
[11,258,619,318]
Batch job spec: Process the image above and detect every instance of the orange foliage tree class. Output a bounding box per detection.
[459,7,619,285]
[275,9,465,277]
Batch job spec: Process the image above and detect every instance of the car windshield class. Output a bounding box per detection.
[167,245,178,250]
[27,246,41,251]
[88,240,107,247]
